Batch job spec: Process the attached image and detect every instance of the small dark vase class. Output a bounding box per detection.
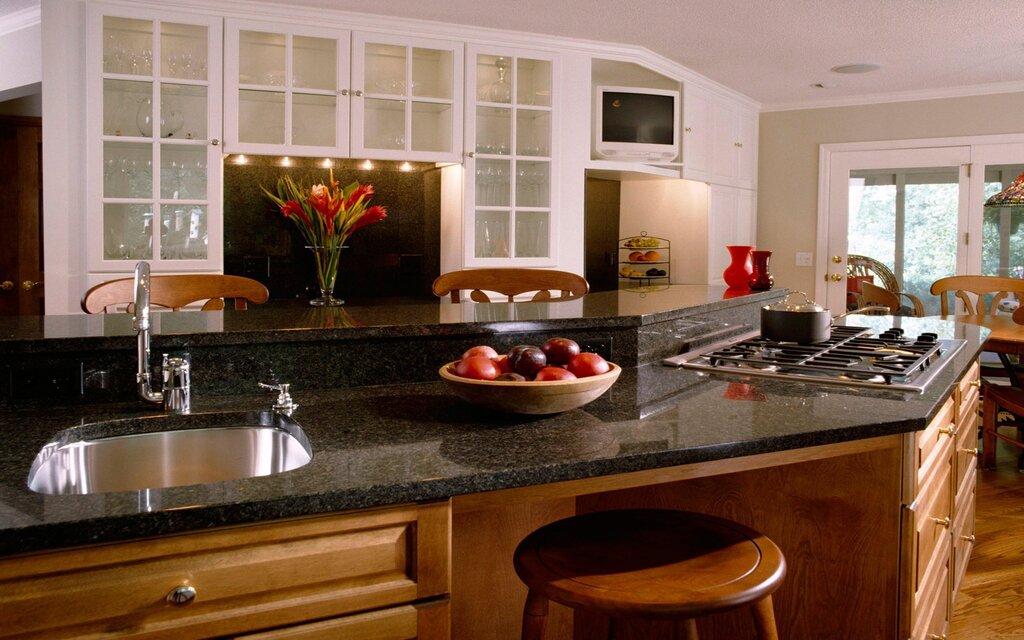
[748,250,774,290]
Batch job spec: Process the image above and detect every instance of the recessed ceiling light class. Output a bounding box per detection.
[831,63,882,74]
[811,82,838,89]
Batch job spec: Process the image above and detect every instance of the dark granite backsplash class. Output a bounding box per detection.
[223,156,442,301]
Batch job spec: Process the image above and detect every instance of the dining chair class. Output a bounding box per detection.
[431,268,589,303]
[929,275,1024,315]
[82,274,270,313]
[846,255,924,315]
[981,306,1024,471]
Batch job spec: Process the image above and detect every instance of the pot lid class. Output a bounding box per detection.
[764,291,825,313]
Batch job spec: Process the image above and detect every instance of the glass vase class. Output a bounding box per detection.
[723,245,755,289]
[307,245,344,306]
[748,250,775,291]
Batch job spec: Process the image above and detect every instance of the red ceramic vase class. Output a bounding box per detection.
[748,250,774,291]
[723,245,754,289]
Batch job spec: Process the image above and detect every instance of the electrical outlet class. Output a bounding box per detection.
[795,252,813,267]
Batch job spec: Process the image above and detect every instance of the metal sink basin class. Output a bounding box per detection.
[27,411,313,495]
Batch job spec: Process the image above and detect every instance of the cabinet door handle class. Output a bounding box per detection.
[931,516,951,529]
[938,425,954,437]
[0,281,12,291]
[353,89,363,97]
[466,151,475,158]
[960,534,975,543]
[967,379,981,388]
[734,142,743,148]
[210,139,219,146]
[339,88,350,95]
[959,447,978,456]
[684,127,692,133]
[166,585,197,605]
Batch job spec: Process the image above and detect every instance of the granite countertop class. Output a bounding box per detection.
[0,315,989,558]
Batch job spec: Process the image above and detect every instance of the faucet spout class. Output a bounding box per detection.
[134,262,163,404]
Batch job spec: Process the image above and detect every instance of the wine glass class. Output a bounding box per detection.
[485,58,511,103]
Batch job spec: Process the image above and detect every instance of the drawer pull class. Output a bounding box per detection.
[167,585,196,606]
[931,516,951,529]
[967,379,981,388]
[938,425,955,437]
[958,447,979,456]
[928,635,947,640]
[961,534,976,543]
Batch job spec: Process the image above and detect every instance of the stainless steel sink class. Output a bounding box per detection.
[27,411,313,495]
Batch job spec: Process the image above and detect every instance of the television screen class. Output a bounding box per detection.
[601,91,675,145]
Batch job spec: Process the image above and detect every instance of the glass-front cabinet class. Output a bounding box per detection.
[88,6,222,273]
[465,47,556,266]
[224,23,462,162]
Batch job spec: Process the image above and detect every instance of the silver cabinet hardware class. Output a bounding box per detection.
[167,585,196,606]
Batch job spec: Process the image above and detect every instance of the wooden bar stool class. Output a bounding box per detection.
[513,509,786,640]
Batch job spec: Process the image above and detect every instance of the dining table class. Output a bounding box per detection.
[936,312,1024,385]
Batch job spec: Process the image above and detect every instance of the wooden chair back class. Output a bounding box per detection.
[929,275,1024,315]
[859,281,901,314]
[431,269,589,303]
[82,274,270,314]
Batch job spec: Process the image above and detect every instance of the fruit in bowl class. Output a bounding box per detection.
[440,338,620,414]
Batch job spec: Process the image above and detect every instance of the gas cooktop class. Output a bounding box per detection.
[663,325,966,393]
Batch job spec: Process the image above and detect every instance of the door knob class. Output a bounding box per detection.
[831,255,843,263]
[0,281,12,291]
[22,280,42,291]
[827,273,843,282]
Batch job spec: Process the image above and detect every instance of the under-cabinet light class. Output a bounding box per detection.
[360,160,374,170]
[233,155,248,165]
[280,156,293,167]
[321,158,334,168]
[399,162,413,172]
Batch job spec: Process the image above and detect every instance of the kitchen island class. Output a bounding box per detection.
[0,287,988,639]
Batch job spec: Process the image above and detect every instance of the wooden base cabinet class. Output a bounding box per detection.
[0,502,450,639]
[899,362,980,640]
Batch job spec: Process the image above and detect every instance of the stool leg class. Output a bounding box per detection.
[751,595,779,640]
[521,589,549,640]
[681,618,699,640]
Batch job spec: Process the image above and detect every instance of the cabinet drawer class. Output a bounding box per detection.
[956,362,981,422]
[911,537,950,640]
[237,598,450,640]
[909,436,952,594]
[951,465,977,601]
[911,397,955,499]
[0,502,451,639]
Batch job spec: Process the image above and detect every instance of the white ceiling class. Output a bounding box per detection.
[283,0,1024,110]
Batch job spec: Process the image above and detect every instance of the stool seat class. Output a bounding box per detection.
[513,509,786,638]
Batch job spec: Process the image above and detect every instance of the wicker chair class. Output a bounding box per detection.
[846,255,924,316]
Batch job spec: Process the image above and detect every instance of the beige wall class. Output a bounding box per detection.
[620,178,709,284]
[758,91,1024,295]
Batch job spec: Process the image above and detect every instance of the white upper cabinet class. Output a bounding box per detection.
[463,46,557,267]
[224,20,350,157]
[681,82,712,183]
[87,5,223,273]
[706,184,756,285]
[351,33,463,162]
[224,22,462,162]
[708,95,758,190]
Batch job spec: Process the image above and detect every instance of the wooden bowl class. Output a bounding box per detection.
[439,362,621,415]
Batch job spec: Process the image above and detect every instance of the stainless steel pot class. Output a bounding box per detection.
[760,292,832,344]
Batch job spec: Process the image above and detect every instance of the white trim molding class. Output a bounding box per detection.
[764,80,1024,113]
[0,3,40,36]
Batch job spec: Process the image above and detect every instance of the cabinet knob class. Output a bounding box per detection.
[928,635,947,640]
[959,447,979,456]
[967,379,981,388]
[466,151,475,158]
[938,425,955,437]
[339,88,350,96]
[684,127,692,133]
[0,281,12,291]
[21,280,42,291]
[353,89,363,97]
[734,142,743,148]
[210,139,219,146]
[931,516,951,529]
[166,585,196,606]
[960,534,976,543]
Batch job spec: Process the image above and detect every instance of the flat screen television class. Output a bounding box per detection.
[594,86,679,162]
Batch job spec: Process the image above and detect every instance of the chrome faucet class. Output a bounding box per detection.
[133,261,191,413]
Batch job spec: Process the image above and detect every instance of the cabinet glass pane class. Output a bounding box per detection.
[475,106,511,155]
[103,17,152,76]
[161,83,206,139]
[515,161,550,208]
[476,55,511,104]
[239,31,285,85]
[104,142,152,199]
[161,204,208,260]
[412,48,452,99]
[515,211,549,258]
[475,159,510,207]
[516,111,550,157]
[104,203,152,260]
[294,36,336,90]
[517,58,552,107]
[411,102,451,153]
[103,79,151,137]
[293,94,336,147]
[161,22,207,81]
[475,211,510,258]
[365,43,407,96]
[160,146,207,200]
[238,90,285,144]
[363,98,406,149]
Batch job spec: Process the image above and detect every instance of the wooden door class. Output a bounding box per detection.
[0,116,43,316]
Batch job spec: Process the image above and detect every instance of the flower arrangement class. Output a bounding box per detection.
[263,168,387,305]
